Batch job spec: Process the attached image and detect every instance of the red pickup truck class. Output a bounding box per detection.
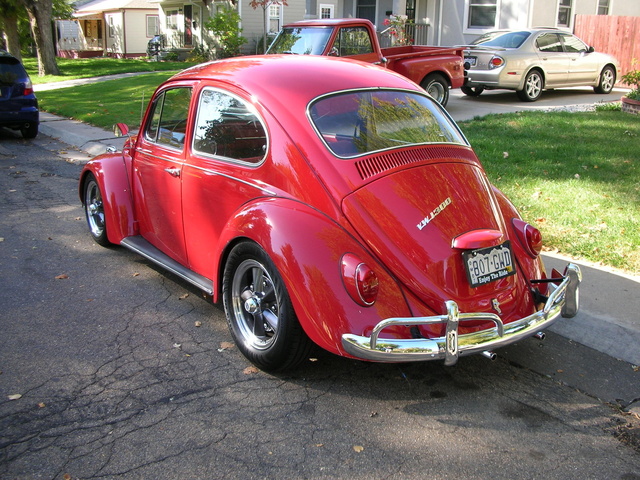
[267,18,465,107]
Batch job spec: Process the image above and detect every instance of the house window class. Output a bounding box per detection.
[268,4,282,34]
[320,4,334,19]
[167,10,179,30]
[557,0,572,27]
[147,15,159,37]
[356,0,376,25]
[597,0,609,15]
[468,0,498,29]
[107,15,115,38]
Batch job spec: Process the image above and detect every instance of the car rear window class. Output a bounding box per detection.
[309,89,467,158]
[473,31,530,49]
[0,57,26,85]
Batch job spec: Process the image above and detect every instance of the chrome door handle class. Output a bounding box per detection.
[164,167,181,177]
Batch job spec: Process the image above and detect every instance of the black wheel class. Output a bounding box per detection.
[594,65,615,94]
[517,69,543,102]
[461,85,485,97]
[83,173,111,247]
[21,123,38,139]
[223,241,313,371]
[421,73,450,107]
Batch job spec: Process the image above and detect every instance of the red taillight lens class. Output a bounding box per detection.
[23,79,34,96]
[341,253,379,306]
[489,56,505,69]
[512,218,542,257]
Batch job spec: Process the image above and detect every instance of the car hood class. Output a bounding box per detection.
[342,161,519,313]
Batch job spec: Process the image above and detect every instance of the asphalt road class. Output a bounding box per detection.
[0,103,639,479]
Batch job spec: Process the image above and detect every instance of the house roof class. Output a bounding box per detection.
[74,0,156,15]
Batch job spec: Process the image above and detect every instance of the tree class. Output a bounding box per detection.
[22,0,60,75]
[0,0,23,59]
[205,5,246,59]
[249,0,288,54]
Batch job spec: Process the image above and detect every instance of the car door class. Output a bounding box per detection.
[534,32,569,87]
[331,26,381,63]
[181,86,270,280]
[560,33,600,85]
[134,85,193,265]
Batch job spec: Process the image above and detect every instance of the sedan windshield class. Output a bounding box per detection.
[309,90,467,157]
[267,27,333,55]
[472,31,531,49]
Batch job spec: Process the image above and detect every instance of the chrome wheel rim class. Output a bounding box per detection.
[426,82,446,103]
[85,180,105,238]
[231,259,280,350]
[602,69,614,91]
[525,73,542,99]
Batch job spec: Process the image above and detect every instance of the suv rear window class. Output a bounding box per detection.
[0,57,27,85]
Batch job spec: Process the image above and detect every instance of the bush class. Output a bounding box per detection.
[205,6,246,59]
[621,60,640,100]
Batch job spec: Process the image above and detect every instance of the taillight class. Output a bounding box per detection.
[23,79,34,96]
[489,56,505,69]
[341,253,379,306]
[512,218,542,257]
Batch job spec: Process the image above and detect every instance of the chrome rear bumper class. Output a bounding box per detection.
[341,264,581,365]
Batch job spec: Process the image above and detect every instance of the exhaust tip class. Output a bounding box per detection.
[481,351,497,361]
[533,332,546,340]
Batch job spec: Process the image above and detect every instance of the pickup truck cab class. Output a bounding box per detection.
[267,18,465,107]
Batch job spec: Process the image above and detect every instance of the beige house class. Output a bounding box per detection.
[57,0,159,58]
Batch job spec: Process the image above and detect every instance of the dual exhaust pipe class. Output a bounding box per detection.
[481,331,546,361]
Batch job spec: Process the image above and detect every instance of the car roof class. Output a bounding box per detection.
[170,55,419,107]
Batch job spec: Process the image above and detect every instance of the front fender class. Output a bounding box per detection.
[79,153,135,245]
[217,197,411,357]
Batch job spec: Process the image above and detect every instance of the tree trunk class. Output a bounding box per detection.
[1,13,22,61]
[23,0,60,76]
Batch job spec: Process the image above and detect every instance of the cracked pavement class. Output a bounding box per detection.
[0,129,638,479]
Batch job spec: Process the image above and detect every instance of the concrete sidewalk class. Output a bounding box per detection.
[36,88,640,370]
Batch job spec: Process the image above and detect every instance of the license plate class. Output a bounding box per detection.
[463,241,515,288]
[464,56,477,67]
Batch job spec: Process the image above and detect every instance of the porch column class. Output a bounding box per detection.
[392,0,407,16]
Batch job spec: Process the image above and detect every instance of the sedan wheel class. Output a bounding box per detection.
[594,66,616,94]
[83,173,111,247]
[461,86,484,97]
[223,242,312,371]
[517,70,543,102]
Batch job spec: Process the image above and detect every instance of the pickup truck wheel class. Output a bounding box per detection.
[516,69,543,102]
[461,86,484,97]
[83,173,111,247]
[594,65,615,94]
[421,73,449,107]
[223,241,313,372]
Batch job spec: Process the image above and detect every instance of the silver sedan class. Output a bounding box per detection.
[462,29,618,101]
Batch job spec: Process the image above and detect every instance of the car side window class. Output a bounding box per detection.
[536,33,563,53]
[193,88,267,164]
[560,34,588,54]
[334,27,374,56]
[144,87,192,149]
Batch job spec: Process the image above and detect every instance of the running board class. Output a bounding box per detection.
[120,236,214,296]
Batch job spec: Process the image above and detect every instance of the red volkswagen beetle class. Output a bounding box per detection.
[79,55,581,371]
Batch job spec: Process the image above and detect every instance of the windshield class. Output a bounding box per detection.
[267,27,333,55]
[471,31,531,48]
[309,90,467,158]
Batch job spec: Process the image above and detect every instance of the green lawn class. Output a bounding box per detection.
[24,57,197,84]
[33,61,640,274]
[459,111,639,275]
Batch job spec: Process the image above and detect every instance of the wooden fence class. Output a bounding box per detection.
[574,15,640,85]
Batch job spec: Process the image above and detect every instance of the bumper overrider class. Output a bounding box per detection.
[342,263,581,366]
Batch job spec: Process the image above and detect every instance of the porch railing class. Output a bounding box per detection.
[378,23,430,47]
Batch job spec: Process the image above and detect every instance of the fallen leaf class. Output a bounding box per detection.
[173,343,181,349]
[133,272,140,277]
[55,274,69,280]
[8,394,22,401]
[219,341,234,350]
[179,293,189,300]
[503,151,509,158]
[38,402,46,408]
[194,321,202,327]
[243,366,259,375]
[353,445,364,453]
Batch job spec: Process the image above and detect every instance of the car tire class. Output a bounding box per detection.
[594,65,616,94]
[421,73,449,107]
[21,123,38,139]
[83,173,111,247]
[516,69,543,102]
[223,241,313,371]
[460,86,485,97]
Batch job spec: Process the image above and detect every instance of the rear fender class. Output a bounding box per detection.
[79,154,135,244]
[216,197,411,356]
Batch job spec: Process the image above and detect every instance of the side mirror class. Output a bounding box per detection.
[588,46,595,53]
[114,123,130,137]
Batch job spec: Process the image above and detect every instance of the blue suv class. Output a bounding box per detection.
[0,50,38,139]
